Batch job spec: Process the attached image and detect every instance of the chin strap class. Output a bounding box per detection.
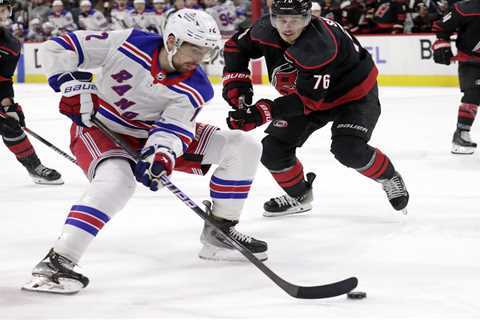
[166,47,177,70]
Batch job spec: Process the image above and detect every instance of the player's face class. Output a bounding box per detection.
[134,3,146,12]
[0,6,12,20]
[272,15,307,44]
[173,42,211,72]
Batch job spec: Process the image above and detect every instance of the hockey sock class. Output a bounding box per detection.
[457,103,478,131]
[209,175,253,221]
[270,160,307,197]
[357,148,395,181]
[54,158,136,263]
[3,134,38,165]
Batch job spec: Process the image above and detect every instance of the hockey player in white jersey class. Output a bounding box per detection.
[22,8,267,294]
[78,0,109,31]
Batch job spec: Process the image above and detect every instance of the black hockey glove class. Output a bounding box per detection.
[0,98,25,127]
[227,99,273,132]
[222,71,253,109]
[432,39,453,65]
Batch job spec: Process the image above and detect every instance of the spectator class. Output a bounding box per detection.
[149,0,168,35]
[29,0,51,23]
[26,18,47,41]
[204,0,238,37]
[321,0,341,21]
[312,1,322,18]
[110,0,132,30]
[372,0,408,34]
[41,21,56,39]
[78,0,109,30]
[48,0,78,34]
[185,0,202,10]
[339,0,365,34]
[412,3,433,33]
[129,0,154,31]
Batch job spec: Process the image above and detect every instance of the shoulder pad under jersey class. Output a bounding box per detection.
[250,15,284,48]
[285,19,338,71]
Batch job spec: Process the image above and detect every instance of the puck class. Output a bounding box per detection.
[347,291,367,299]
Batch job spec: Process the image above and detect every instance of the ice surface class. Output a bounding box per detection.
[0,84,479,319]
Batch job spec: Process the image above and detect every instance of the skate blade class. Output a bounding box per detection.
[451,144,475,155]
[198,244,268,262]
[263,203,312,217]
[31,177,64,185]
[22,276,83,294]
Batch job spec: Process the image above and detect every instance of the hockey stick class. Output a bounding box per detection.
[0,113,77,164]
[91,116,359,299]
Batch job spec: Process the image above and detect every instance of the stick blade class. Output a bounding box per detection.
[290,277,358,299]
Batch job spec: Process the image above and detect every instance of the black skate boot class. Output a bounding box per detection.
[22,249,89,294]
[451,129,477,154]
[199,201,268,261]
[28,164,64,185]
[263,172,316,217]
[379,172,409,214]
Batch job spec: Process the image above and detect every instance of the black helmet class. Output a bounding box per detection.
[271,0,312,16]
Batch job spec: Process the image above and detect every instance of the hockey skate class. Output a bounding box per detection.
[379,172,409,214]
[199,201,268,262]
[451,129,477,154]
[263,172,316,217]
[22,249,89,294]
[28,164,64,185]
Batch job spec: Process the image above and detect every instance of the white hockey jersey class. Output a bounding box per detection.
[41,29,214,159]
[110,7,132,30]
[47,10,77,33]
[148,11,166,35]
[205,1,238,37]
[128,9,155,32]
[78,10,109,31]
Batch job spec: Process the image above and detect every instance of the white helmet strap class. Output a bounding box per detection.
[165,35,182,71]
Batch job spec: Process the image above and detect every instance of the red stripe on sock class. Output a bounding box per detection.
[360,149,384,177]
[7,138,35,159]
[68,211,105,229]
[271,161,305,188]
[458,103,478,120]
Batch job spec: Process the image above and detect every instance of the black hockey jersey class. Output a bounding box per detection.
[433,0,480,62]
[223,15,378,115]
[372,0,407,33]
[0,27,21,100]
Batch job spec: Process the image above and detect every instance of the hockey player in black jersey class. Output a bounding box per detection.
[223,0,409,217]
[432,0,480,154]
[0,0,63,184]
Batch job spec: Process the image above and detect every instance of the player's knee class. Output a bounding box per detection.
[88,158,136,213]
[236,132,262,163]
[330,136,372,168]
[260,135,293,170]
[220,130,261,162]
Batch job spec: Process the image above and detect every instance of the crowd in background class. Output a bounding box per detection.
[0,0,463,43]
